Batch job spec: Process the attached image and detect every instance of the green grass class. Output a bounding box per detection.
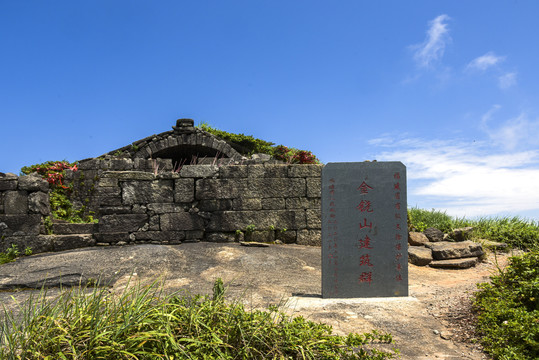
[408,207,539,250]
[0,245,32,265]
[1,278,398,359]
[473,251,539,360]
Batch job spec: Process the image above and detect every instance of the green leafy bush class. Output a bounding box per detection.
[473,251,539,359]
[0,279,398,359]
[0,244,32,265]
[20,161,96,223]
[198,122,321,164]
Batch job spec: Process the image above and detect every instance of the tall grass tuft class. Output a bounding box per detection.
[1,278,398,359]
[408,207,539,250]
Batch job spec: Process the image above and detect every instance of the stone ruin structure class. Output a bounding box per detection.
[0,119,322,254]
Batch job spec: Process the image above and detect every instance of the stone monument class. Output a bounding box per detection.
[321,162,408,298]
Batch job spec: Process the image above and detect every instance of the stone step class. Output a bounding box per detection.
[39,234,95,252]
[425,240,484,260]
[429,257,478,269]
[52,222,98,235]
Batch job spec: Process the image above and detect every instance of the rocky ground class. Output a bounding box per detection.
[0,243,517,359]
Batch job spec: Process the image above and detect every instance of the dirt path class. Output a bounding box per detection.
[0,243,516,359]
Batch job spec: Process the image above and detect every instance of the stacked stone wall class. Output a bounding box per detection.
[94,164,322,246]
[0,173,51,253]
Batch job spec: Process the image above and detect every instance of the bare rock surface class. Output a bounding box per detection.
[426,240,484,260]
[0,243,514,359]
[408,232,429,246]
[408,246,433,266]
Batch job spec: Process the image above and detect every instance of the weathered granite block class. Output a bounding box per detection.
[98,177,119,187]
[52,222,98,235]
[103,171,155,180]
[109,159,134,170]
[99,214,148,233]
[261,198,286,210]
[206,210,306,232]
[122,180,173,204]
[306,178,321,198]
[247,165,265,177]
[0,179,17,191]
[94,232,130,244]
[288,165,323,178]
[286,197,321,209]
[174,178,194,203]
[160,212,204,231]
[180,165,219,178]
[0,214,42,235]
[18,174,49,192]
[4,191,28,214]
[206,232,236,243]
[133,231,185,242]
[245,230,275,243]
[263,164,288,178]
[219,166,248,178]
[196,178,306,200]
[275,229,297,244]
[198,199,233,211]
[306,209,321,229]
[185,230,204,241]
[52,234,95,251]
[99,206,132,215]
[0,235,53,254]
[232,198,262,210]
[147,203,185,214]
[297,229,321,246]
[28,192,50,215]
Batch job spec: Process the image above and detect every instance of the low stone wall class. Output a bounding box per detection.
[0,173,51,253]
[94,164,323,246]
[1,164,323,254]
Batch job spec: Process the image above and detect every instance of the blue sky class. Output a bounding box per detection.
[2,1,539,220]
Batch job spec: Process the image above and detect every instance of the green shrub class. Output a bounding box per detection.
[473,251,539,359]
[0,279,398,359]
[198,122,321,164]
[20,161,96,224]
[0,244,32,265]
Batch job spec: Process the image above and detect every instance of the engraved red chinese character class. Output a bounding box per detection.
[356,200,374,213]
[359,218,372,229]
[360,254,373,267]
[357,181,373,194]
[358,235,373,249]
[394,172,400,180]
[359,272,373,284]
[394,183,400,190]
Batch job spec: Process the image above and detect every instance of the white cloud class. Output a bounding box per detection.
[371,134,539,219]
[498,72,517,89]
[412,15,451,68]
[466,52,505,71]
[480,106,539,150]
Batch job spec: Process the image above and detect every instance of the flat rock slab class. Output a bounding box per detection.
[426,241,484,260]
[429,258,478,269]
[0,243,493,360]
[408,246,433,266]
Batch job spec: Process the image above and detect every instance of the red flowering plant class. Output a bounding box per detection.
[21,160,84,222]
[272,145,320,164]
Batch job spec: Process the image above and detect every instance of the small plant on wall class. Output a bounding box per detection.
[20,161,96,223]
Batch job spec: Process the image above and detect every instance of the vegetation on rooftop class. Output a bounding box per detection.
[197,122,321,164]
